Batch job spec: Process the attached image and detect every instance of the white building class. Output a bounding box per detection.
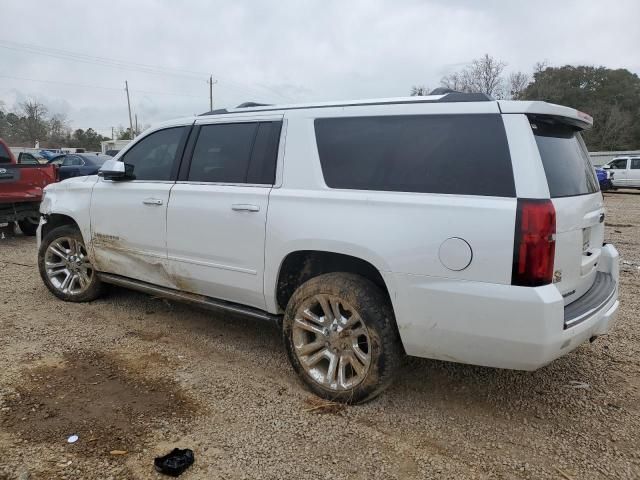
[100,139,132,154]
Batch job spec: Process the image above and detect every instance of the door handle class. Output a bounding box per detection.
[143,198,163,206]
[232,204,260,212]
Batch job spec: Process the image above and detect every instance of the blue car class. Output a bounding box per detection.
[595,167,613,191]
[49,153,112,180]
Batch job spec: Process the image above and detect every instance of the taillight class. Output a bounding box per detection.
[511,199,556,287]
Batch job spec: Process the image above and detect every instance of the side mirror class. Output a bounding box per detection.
[601,165,610,169]
[99,159,134,181]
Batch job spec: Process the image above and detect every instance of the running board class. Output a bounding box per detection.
[98,273,281,324]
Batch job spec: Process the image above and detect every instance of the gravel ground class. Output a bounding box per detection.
[0,191,639,479]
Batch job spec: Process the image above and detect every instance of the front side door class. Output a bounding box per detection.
[90,126,189,287]
[608,158,629,187]
[166,118,282,309]
[629,158,640,187]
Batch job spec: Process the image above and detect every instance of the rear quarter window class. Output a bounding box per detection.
[530,118,599,198]
[314,114,515,197]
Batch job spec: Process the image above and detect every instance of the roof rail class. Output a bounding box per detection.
[236,102,272,108]
[199,91,493,116]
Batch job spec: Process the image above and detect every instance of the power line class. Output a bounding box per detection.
[0,73,205,99]
[0,40,203,81]
[0,39,296,103]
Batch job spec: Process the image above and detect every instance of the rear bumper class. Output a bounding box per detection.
[391,244,619,370]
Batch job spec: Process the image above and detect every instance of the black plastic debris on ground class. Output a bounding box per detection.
[154,448,195,477]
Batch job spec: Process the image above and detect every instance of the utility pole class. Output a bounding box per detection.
[135,114,138,136]
[209,76,217,111]
[111,126,114,140]
[125,80,134,139]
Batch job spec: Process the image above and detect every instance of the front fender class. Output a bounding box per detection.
[39,177,97,249]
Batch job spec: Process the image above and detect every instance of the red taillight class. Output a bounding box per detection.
[512,199,556,287]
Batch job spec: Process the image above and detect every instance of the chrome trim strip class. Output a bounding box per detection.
[166,255,257,274]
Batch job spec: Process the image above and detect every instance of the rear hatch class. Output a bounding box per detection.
[530,115,603,305]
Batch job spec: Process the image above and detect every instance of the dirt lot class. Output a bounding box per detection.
[1,192,639,480]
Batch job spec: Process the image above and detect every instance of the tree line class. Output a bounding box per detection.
[0,100,142,152]
[411,54,640,151]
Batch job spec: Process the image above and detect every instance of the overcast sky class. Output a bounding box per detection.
[1,0,639,138]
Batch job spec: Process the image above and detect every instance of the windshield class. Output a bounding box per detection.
[530,118,599,198]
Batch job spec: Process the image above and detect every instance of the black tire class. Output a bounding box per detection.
[38,225,104,302]
[283,272,402,404]
[601,179,613,192]
[17,218,39,236]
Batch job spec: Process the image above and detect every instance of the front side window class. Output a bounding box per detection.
[315,114,515,197]
[122,127,186,181]
[609,159,628,170]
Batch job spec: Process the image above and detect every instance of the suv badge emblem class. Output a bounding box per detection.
[0,168,6,174]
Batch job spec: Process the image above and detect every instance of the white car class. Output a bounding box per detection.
[602,156,640,189]
[37,92,620,403]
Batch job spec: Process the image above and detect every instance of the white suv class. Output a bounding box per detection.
[37,92,620,403]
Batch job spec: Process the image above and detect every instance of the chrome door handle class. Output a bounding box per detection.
[143,198,163,206]
[232,204,260,212]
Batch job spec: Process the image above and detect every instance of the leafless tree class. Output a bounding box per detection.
[441,71,472,92]
[48,113,70,144]
[534,60,550,75]
[18,100,50,145]
[410,85,431,96]
[440,54,507,97]
[467,54,507,96]
[508,72,530,100]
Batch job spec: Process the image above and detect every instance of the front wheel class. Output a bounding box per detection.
[38,225,104,302]
[283,273,403,404]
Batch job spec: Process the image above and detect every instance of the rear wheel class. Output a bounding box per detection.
[17,217,39,236]
[283,273,402,404]
[38,225,104,302]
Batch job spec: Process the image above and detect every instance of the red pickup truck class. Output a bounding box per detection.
[0,138,58,235]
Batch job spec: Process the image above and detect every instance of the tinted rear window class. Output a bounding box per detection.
[531,118,598,198]
[314,114,515,197]
[0,144,11,163]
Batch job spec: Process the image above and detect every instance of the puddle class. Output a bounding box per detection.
[1,351,197,457]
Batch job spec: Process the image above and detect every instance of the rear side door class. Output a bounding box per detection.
[608,158,629,187]
[629,158,640,187]
[90,126,190,286]
[166,117,282,309]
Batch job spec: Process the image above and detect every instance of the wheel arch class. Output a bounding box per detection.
[272,249,395,314]
[42,213,82,240]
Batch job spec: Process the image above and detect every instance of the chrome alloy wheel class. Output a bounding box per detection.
[292,294,372,391]
[44,237,94,295]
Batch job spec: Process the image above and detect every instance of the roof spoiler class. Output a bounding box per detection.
[499,100,593,130]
